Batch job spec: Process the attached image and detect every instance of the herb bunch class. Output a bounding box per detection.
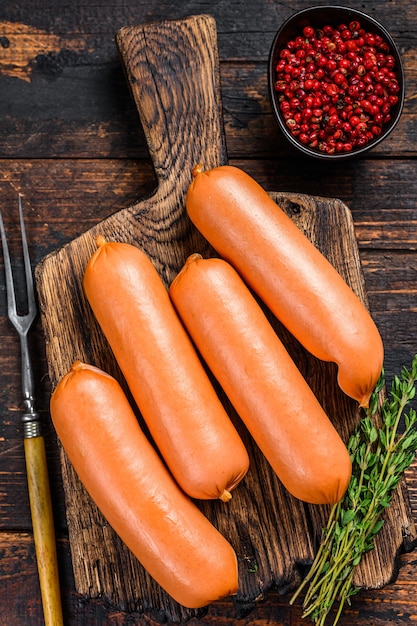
[290,354,417,626]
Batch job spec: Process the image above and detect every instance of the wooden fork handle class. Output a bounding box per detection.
[24,435,64,626]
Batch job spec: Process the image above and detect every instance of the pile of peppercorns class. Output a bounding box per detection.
[274,20,401,154]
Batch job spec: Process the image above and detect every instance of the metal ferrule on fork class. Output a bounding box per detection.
[22,404,43,439]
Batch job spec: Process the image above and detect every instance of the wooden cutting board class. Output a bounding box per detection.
[35,13,417,622]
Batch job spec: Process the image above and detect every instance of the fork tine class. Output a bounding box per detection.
[18,194,37,320]
[0,209,18,325]
[0,196,37,335]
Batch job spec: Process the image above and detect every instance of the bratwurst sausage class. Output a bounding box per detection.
[50,361,239,608]
[170,254,352,505]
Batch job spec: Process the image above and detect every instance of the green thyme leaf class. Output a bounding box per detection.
[290,354,417,626]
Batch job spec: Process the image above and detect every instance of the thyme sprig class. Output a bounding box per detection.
[290,354,417,626]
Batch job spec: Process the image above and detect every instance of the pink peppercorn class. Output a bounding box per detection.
[274,18,401,154]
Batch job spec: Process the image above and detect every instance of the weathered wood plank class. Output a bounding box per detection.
[2,530,417,626]
[0,1,415,159]
[0,532,71,626]
[0,0,412,56]
[0,58,414,158]
[1,158,417,245]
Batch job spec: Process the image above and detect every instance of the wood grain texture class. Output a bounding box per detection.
[3,531,417,626]
[0,1,414,161]
[32,14,417,621]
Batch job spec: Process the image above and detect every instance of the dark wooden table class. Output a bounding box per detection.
[1,1,417,624]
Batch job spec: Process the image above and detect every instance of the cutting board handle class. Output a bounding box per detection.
[116,14,228,197]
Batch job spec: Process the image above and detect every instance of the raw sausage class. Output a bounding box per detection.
[50,361,239,608]
[170,254,352,505]
[185,164,383,408]
[83,236,249,501]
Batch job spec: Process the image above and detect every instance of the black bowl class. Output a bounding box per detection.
[268,6,405,160]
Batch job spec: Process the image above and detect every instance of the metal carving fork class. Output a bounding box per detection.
[0,196,63,626]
